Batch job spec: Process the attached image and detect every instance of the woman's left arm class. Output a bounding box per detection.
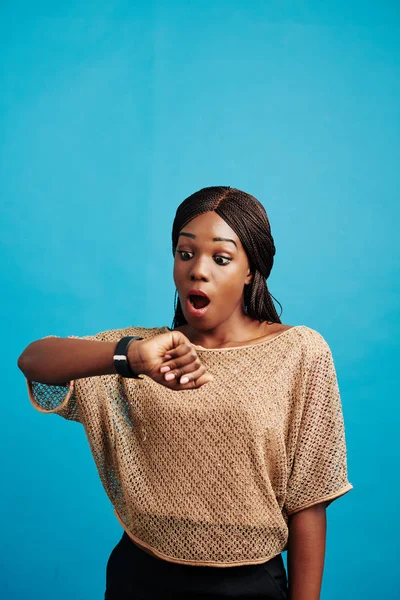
[287,501,328,600]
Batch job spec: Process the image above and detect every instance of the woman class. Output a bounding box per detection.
[18,186,353,600]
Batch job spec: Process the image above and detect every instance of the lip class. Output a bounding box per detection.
[187,289,210,301]
[186,289,211,318]
[186,297,210,318]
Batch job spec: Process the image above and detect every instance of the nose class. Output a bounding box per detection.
[189,256,210,282]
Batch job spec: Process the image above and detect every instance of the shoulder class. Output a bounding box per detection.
[294,325,333,359]
[280,327,337,391]
[76,324,169,343]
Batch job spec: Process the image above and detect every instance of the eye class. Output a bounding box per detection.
[214,255,231,266]
[177,250,193,261]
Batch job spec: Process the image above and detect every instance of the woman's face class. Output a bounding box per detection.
[173,211,253,330]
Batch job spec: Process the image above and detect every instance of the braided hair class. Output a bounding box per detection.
[171,186,283,329]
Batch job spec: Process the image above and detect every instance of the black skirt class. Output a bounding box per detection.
[105,532,288,600]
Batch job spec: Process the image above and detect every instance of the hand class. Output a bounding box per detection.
[127,330,214,390]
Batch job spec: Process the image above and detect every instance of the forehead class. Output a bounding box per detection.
[179,211,242,246]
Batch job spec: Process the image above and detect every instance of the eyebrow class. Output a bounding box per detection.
[178,232,238,248]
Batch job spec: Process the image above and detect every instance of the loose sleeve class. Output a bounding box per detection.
[26,333,100,424]
[284,342,353,515]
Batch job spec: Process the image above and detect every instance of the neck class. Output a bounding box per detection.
[179,314,270,349]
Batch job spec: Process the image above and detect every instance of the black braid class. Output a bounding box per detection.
[171,186,283,329]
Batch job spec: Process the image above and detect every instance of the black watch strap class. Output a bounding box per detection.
[113,336,144,379]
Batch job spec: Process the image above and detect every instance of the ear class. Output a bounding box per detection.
[244,269,253,286]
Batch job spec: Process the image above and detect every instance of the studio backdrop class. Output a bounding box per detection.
[1,2,399,599]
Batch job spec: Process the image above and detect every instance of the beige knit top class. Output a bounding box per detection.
[26,324,352,567]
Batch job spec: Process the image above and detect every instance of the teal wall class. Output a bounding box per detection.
[1,2,399,598]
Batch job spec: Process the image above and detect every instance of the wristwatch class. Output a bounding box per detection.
[113,335,144,379]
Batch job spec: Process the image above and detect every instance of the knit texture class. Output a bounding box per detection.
[26,324,352,567]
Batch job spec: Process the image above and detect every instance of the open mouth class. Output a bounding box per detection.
[189,294,210,309]
[186,291,211,316]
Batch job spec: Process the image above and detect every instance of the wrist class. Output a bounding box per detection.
[126,338,146,377]
[113,336,144,379]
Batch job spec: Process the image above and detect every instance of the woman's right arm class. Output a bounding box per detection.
[17,337,121,384]
[17,330,214,389]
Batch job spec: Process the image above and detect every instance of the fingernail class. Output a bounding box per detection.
[160,366,170,373]
[180,376,189,384]
[165,354,172,360]
[165,373,175,381]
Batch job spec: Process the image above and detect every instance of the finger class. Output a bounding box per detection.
[165,341,195,361]
[161,370,213,390]
[179,371,214,389]
[163,363,203,383]
[163,357,203,382]
[177,363,206,384]
[159,348,199,375]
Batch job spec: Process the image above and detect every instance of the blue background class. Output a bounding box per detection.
[1,2,399,598]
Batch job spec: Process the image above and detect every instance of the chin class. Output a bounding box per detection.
[183,314,212,330]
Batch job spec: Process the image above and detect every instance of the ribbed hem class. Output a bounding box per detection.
[26,378,74,414]
[113,509,285,568]
[286,482,353,516]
